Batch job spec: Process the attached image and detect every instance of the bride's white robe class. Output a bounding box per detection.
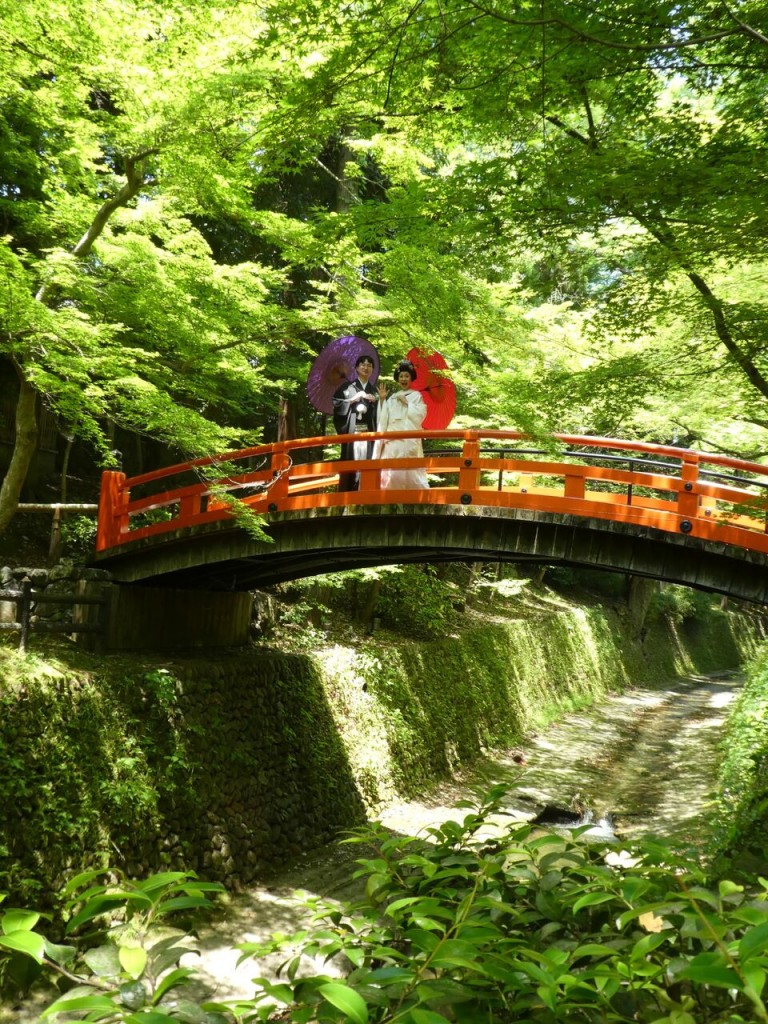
[374,388,429,490]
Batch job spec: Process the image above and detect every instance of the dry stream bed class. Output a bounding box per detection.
[8,669,739,1018]
[187,669,739,1002]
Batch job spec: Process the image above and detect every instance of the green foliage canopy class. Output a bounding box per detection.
[5,0,768,535]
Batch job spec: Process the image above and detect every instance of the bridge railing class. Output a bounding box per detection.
[95,430,768,556]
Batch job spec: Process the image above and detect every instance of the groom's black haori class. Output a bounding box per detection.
[332,355,378,492]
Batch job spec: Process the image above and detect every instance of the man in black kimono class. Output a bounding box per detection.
[332,355,378,492]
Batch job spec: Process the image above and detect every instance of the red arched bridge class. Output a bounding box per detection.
[94,430,768,604]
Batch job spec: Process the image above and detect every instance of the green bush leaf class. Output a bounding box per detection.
[154,896,213,915]
[125,1013,176,1024]
[119,980,148,1010]
[732,907,768,926]
[411,1009,453,1024]
[66,894,147,933]
[0,931,46,963]
[120,944,148,979]
[41,993,118,1017]
[718,880,744,898]
[43,938,77,967]
[1,909,40,933]
[678,953,741,989]
[319,982,369,1024]
[84,944,123,977]
[153,967,198,1004]
[739,921,768,962]
[384,897,422,916]
[158,996,210,1022]
[63,869,111,896]
[571,943,619,959]
[134,872,195,893]
[366,873,389,898]
[368,967,414,983]
[572,892,615,914]
[631,932,670,959]
[743,966,766,999]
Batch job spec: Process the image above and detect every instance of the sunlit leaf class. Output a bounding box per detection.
[0,931,46,962]
[119,944,148,979]
[41,993,117,1017]
[1,909,40,933]
[319,982,368,1024]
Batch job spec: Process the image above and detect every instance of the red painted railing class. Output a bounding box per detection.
[95,430,768,556]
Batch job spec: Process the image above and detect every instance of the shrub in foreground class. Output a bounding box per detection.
[3,786,768,1022]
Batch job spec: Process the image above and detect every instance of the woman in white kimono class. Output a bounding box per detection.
[374,360,430,490]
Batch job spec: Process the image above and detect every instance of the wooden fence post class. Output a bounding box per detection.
[49,506,63,560]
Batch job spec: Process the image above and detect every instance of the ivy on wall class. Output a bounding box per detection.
[314,596,766,809]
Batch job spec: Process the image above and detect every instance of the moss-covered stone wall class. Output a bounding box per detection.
[0,651,366,902]
[0,595,763,902]
[314,599,766,808]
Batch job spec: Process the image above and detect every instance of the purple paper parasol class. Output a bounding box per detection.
[307,336,380,415]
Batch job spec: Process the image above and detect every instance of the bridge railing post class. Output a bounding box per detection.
[564,472,585,500]
[178,494,203,527]
[267,445,292,508]
[459,434,481,498]
[358,463,381,494]
[96,471,128,550]
[678,455,700,520]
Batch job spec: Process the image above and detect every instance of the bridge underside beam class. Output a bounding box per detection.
[93,505,768,606]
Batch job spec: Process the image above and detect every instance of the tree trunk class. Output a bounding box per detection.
[531,565,548,587]
[277,397,297,441]
[0,373,39,534]
[0,152,153,538]
[334,143,360,213]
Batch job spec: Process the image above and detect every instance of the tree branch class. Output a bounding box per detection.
[463,0,748,52]
[545,113,591,147]
[579,85,598,149]
[540,94,768,407]
[72,150,159,259]
[35,150,158,304]
[721,2,768,47]
[686,270,768,400]
[631,209,768,400]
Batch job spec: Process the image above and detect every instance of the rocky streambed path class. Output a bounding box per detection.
[183,669,739,1003]
[8,669,739,1019]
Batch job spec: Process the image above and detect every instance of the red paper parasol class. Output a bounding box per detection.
[406,347,457,429]
[307,336,380,415]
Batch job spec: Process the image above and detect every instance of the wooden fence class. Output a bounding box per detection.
[0,579,108,652]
